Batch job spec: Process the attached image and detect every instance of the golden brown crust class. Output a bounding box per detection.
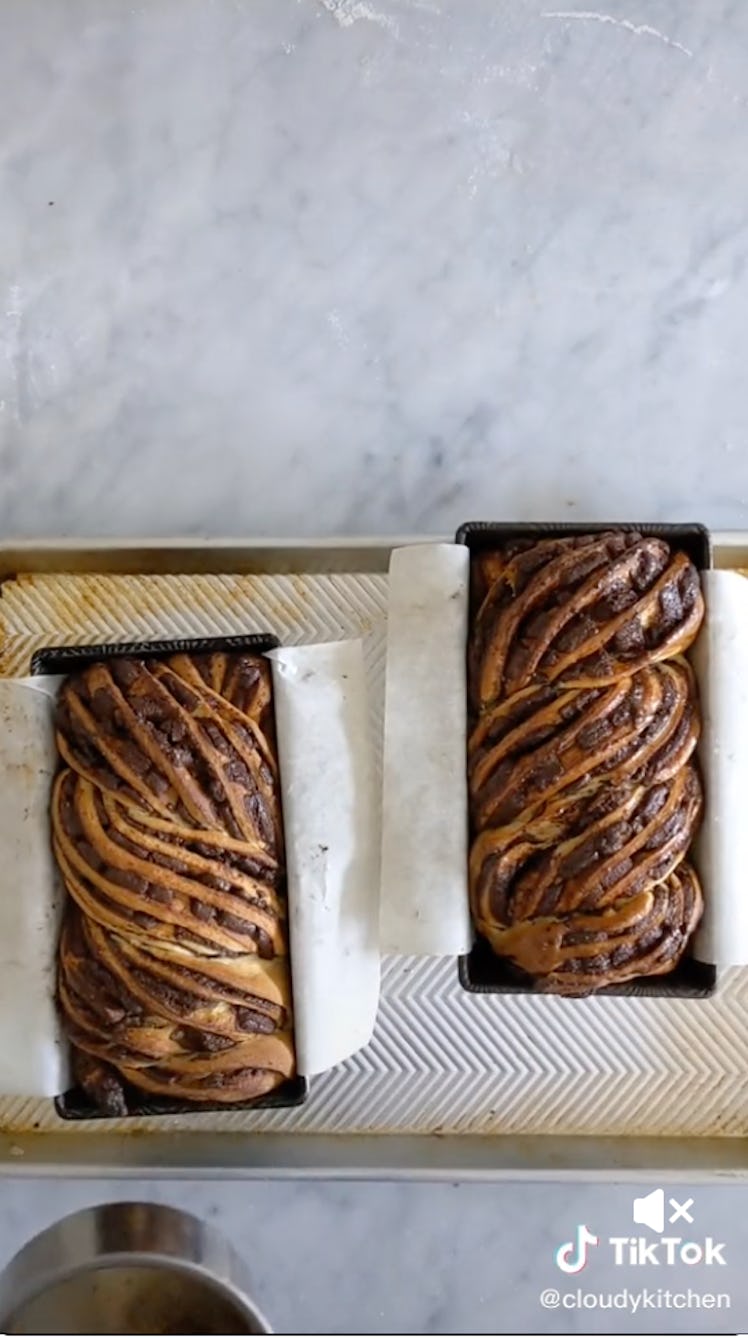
[54,653,295,1110]
[470,765,702,927]
[482,865,703,996]
[470,532,705,710]
[467,533,705,995]
[168,652,273,721]
[468,660,699,831]
[54,657,280,851]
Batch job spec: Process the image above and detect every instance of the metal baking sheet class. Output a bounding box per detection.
[0,533,747,1181]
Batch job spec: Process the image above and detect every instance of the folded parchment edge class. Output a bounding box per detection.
[379,543,473,958]
[268,640,380,1075]
[0,679,70,1097]
[693,569,748,967]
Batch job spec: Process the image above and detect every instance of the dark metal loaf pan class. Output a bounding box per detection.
[455,520,715,1000]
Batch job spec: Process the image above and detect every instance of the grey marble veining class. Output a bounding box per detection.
[2,0,748,1333]
[2,0,748,539]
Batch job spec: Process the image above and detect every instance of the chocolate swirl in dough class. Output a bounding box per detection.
[467,534,705,995]
[470,532,705,711]
[53,653,294,1112]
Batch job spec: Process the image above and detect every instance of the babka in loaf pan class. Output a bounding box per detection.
[37,635,307,1119]
[458,522,715,999]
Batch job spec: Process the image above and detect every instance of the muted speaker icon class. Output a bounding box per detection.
[633,1188,665,1234]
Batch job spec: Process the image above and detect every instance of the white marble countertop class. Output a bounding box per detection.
[2,0,748,542]
[2,0,748,1332]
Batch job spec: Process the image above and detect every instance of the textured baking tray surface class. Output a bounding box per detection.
[1,567,747,1142]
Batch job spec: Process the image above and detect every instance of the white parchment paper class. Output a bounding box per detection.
[0,678,69,1096]
[693,569,748,965]
[268,641,380,1074]
[379,544,473,956]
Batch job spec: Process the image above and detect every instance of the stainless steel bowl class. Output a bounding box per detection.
[0,1203,271,1334]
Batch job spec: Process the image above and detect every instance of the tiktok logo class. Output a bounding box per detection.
[555,1225,599,1274]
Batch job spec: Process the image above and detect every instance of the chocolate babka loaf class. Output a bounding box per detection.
[467,532,705,995]
[470,532,704,709]
[52,652,295,1112]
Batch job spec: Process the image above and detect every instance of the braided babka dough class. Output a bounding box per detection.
[53,653,295,1112]
[467,533,705,995]
[470,532,704,709]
